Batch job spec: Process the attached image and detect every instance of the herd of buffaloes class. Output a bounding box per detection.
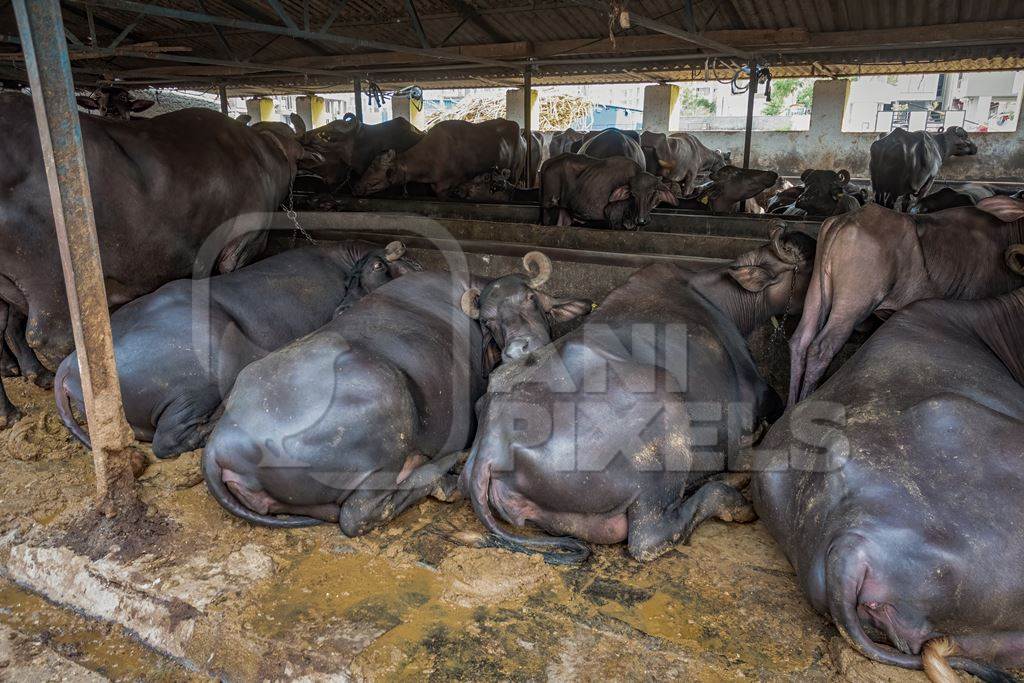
[1,84,1023,681]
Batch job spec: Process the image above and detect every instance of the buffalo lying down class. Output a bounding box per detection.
[789,202,1024,404]
[0,93,309,426]
[462,227,816,563]
[540,153,677,229]
[203,254,591,534]
[56,241,417,458]
[754,290,1024,682]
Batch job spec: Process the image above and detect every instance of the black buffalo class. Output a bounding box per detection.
[0,93,310,426]
[754,289,1024,682]
[463,226,816,563]
[55,241,417,458]
[869,126,977,211]
[675,166,779,214]
[76,85,154,120]
[202,253,591,534]
[577,128,647,168]
[299,113,425,188]
[540,153,677,229]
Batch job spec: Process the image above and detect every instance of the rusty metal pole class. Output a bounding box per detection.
[218,84,229,114]
[353,76,363,122]
[523,66,532,186]
[13,0,140,513]
[742,63,758,169]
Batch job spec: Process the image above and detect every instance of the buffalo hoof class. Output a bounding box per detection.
[430,473,463,503]
[27,369,54,390]
[0,363,19,378]
[0,406,23,429]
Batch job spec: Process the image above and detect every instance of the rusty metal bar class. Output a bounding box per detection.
[12,0,139,511]
[218,83,228,113]
[522,65,532,186]
[353,76,363,122]
[742,63,758,169]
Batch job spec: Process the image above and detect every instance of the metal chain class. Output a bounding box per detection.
[281,179,318,246]
[767,264,798,352]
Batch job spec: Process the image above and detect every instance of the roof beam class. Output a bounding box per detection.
[404,0,430,49]
[446,0,509,43]
[68,0,516,68]
[579,0,751,59]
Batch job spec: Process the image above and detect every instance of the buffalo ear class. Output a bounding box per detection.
[130,99,155,113]
[289,112,306,136]
[542,295,593,323]
[837,169,850,184]
[609,185,631,202]
[728,265,781,293]
[76,95,99,110]
[656,185,679,206]
[801,168,813,182]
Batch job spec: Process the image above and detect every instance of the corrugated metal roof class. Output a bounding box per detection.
[1,1,1022,93]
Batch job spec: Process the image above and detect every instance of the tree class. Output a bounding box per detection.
[678,88,716,116]
[762,78,816,115]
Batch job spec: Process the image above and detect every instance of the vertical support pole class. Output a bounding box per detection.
[353,76,363,122]
[523,66,532,186]
[742,63,758,169]
[13,0,139,512]
[218,84,228,115]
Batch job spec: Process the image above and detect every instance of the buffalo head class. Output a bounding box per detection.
[77,86,154,120]
[944,126,977,156]
[297,114,361,185]
[708,166,779,213]
[353,148,399,196]
[252,114,323,168]
[795,169,850,216]
[727,221,816,317]
[460,251,592,363]
[606,172,678,229]
[450,169,513,202]
[336,241,421,314]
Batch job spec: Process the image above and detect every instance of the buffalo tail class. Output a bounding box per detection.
[465,444,590,566]
[54,356,91,449]
[826,536,1017,683]
[201,446,323,529]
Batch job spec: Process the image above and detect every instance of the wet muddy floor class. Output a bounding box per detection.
[0,376,940,682]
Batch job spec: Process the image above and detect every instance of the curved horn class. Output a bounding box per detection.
[769,219,802,265]
[522,251,552,288]
[460,288,480,319]
[384,240,406,262]
[1006,244,1024,276]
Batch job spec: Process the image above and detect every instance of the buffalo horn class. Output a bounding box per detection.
[460,289,481,319]
[769,220,802,265]
[1006,244,1024,276]
[522,251,552,288]
[384,241,406,262]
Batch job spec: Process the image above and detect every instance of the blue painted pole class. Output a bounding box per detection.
[12,0,140,511]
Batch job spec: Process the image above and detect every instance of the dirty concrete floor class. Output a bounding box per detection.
[0,374,949,683]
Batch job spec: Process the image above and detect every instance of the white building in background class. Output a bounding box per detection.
[843,71,1023,133]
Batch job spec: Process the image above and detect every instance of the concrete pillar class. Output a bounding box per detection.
[391,94,426,129]
[807,79,849,133]
[505,87,538,127]
[296,95,326,130]
[642,84,680,132]
[245,97,274,122]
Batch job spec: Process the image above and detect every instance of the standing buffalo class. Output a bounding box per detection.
[788,202,1024,403]
[754,290,1024,682]
[202,254,591,533]
[298,113,425,188]
[549,128,587,157]
[0,93,310,426]
[462,226,816,563]
[55,241,417,459]
[869,126,977,211]
[577,129,647,168]
[540,154,677,229]
[76,85,154,120]
[647,131,729,195]
[352,118,524,197]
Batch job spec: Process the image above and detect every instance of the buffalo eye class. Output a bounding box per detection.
[372,261,385,271]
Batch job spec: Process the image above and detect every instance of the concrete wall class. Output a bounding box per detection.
[682,80,1024,181]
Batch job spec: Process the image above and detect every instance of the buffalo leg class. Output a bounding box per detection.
[0,341,18,377]
[0,303,22,427]
[337,454,458,537]
[625,481,755,562]
[798,313,861,402]
[5,309,53,389]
